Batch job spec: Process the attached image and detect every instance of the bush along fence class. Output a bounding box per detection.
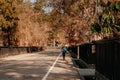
[68,37,120,80]
[0,46,43,58]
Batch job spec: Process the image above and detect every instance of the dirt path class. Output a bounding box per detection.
[0,49,80,80]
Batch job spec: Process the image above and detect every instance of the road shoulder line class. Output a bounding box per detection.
[42,53,61,80]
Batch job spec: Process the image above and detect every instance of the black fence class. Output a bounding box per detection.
[68,37,120,80]
[79,42,96,64]
[68,42,96,64]
[94,38,120,80]
[68,46,78,58]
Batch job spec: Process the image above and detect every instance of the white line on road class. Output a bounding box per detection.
[41,53,61,80]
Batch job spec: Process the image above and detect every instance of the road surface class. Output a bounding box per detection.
[0,49,80,80]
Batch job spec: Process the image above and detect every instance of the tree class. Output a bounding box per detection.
[46,0,99,45]
[90,1,120,38]
[0,0,19,46]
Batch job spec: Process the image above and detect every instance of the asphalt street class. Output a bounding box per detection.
[0,49,80,80]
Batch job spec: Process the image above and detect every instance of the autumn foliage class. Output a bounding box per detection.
[0,0,120,47]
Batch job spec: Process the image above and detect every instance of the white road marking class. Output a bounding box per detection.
[41,53,61,80]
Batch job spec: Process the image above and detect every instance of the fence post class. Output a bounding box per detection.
[77,45,79,59]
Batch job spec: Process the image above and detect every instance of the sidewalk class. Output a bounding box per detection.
[46,53,80,80]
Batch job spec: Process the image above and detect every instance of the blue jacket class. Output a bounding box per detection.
[62,47,67,53]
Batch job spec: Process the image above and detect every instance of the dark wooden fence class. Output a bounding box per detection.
[79,43,96,64]
[68,37,120,80]
[68,42,96,64]
[94,38,120,80]
[68,46,77,58]
[68,42,96,69]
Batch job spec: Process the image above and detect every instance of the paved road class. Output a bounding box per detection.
[0,49,80,80]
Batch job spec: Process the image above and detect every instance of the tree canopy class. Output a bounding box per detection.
[0,0,19,46]
[90,1,120,38]
[1,0,120,47]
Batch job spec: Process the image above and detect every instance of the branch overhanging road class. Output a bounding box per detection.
[0,49,80,80]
